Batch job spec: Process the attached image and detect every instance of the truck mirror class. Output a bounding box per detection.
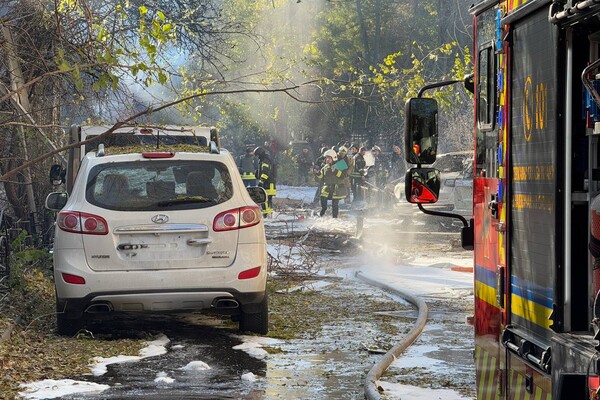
[404,98,438,165]
[246,186,267,204]
[45,192,68,211]
[404,168,440,204]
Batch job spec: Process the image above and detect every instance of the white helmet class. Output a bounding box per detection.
[324,149,338,161]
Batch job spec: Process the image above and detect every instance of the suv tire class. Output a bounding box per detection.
[56,300,85,336]
[239,294,269,335]
[56,314,85,336]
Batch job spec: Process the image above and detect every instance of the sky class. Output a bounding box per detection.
[19,185,475,400]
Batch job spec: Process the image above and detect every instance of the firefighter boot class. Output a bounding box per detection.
[320,197,327,217]
[332,200,339,218]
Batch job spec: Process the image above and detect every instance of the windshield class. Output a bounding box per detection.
[86,160,233,211]
[433,154,470,173]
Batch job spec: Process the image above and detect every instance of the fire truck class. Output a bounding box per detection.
[403,1,600,399]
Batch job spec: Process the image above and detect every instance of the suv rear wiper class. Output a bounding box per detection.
[157,197,215,206]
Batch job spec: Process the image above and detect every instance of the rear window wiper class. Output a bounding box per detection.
[157,196,215,206]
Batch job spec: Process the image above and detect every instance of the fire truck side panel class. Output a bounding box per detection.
[507,353,552,400]
[470,1,600,398]
[473,5,505,398]
[509,5,559,340]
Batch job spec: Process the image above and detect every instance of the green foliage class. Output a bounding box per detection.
[8,230,52,289]
[217,101,269,155]
[3,0,476,227]
[275,149,297,186]
[221,0,473,149]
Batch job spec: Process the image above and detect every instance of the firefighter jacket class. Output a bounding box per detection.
[370,156,389,188]
[258,156,276,196]
[350,154,367,179]
[317,164,348,200]
[390,152,406,180]
[314,154,326,172]
[297,151,313,171]
[238,154,258,180]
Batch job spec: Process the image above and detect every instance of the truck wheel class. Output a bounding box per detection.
[239,295,269,335]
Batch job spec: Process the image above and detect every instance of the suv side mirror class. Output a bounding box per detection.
[45,192,68,211]
[404,168,441,204]
[246,186,267,204]
[404,98,438,165]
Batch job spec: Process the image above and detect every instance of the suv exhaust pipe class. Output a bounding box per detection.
[85,302,113,313]
[213,299,239,309]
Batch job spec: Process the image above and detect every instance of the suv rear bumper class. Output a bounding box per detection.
[54,243,267,294]
[57,289,267,319]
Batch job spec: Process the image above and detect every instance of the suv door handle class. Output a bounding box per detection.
[186,238,212,246]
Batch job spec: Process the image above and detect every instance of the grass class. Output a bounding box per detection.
[0,265,411,399]
[0,266,145,399]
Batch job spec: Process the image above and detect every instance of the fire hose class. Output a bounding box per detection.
[357,272,429,400]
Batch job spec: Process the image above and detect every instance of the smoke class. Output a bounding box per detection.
[214,0,327,145]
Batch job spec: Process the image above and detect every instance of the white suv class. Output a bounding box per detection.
[46,140,269,335]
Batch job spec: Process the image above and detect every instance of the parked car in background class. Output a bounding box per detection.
[431,151,473,216]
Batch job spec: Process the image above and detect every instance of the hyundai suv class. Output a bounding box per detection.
[46,139,269,335]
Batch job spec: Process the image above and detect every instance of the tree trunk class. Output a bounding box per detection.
[1,24,38,232]
[355,0,371,64]
[373,0,381,63]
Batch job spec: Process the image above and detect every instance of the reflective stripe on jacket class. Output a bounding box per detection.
[258,158,276,195]
[317,164,348,200]
[238,154,258,179]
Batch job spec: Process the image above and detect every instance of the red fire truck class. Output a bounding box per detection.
[404,1,600,399]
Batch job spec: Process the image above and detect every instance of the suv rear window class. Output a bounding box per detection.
[86,160,233,211]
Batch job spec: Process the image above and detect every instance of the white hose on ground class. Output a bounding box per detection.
[357,272,429,400]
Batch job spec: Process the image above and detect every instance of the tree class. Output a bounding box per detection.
[0,0,257,236]
[0,0,475,241]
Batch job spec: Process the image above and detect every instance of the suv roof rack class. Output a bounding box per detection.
[78,125,220,158]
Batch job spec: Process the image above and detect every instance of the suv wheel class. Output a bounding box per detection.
[56,313,85,336]
[56,300,85,336]
[239,294,269,335]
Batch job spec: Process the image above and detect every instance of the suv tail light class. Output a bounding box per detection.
[142,152,175,158]
[57,211,109,235]
[213,206,262,231]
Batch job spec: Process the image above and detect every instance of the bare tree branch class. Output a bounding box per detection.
[0,82,333,182]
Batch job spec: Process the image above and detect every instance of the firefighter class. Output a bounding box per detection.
[254,146,276,217]
[366,145,389,207]
[296,147,313,186]
[337,146,352,203]
[238,147,259,187]
[349,146,367,202]
[370,145,389,188]
[315,149,348,218]
[313,146,329,204]
[390,144,406,181]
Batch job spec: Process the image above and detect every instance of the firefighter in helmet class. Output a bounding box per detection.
[314,149,348,218]
[238,146,259,187]
[254,146,276,217]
